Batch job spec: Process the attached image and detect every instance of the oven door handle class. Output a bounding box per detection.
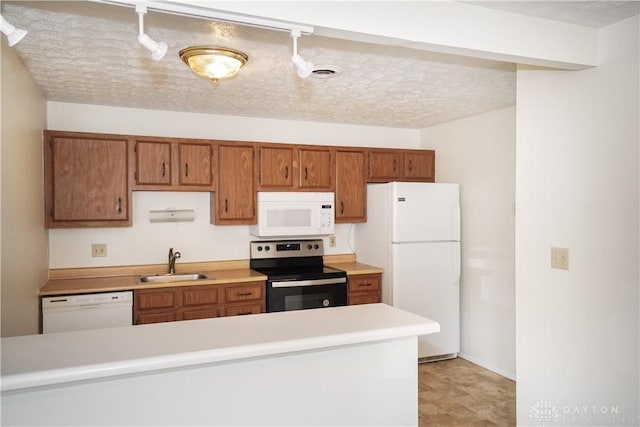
[271,277,347,288]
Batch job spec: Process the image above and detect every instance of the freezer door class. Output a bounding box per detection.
[392,241,460,359]
[392,182,460,243]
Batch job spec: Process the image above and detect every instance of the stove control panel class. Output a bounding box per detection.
[250,239,324,259]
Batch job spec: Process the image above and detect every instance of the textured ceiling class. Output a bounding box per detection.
[2,1,638,129]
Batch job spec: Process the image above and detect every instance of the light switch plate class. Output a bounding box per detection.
[328,235,336,247]
[92,243,107,257]
[550,247,569,270]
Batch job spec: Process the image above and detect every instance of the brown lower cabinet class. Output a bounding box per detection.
[347,273,382,305]
[134,281,265,325]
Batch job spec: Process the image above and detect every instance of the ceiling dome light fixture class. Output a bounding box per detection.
[135,4,167,61]
[290,29,314,78]
[179,46,248,82]
[0,14,27,47]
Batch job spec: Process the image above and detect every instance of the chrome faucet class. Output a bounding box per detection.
[168,248,181,274]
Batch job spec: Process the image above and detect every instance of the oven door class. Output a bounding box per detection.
[267,277,347,312]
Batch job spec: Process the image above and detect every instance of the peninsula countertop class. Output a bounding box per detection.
[1,303,439,392]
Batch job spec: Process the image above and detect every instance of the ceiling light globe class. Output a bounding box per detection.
[179,46,248,82]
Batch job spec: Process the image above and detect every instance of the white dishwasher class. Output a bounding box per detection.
[42,291,133,333]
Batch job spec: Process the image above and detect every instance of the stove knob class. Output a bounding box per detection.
[307,244,313,250]
[322,299,330,307]
[257,246,263,252]
[265,245,271,251]
[314,244,320,249]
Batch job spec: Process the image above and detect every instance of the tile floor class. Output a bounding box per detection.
[418,358,516,426]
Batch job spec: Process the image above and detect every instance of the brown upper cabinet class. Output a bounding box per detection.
[299,146,333,190]
[213,142,256,224]
[367,148,435,182]
[257,144,295,189]
[335,149,366,223]
[257,144,333,191]
[132,137,215,191]
[44,130,131,228]
[43,130,436,228]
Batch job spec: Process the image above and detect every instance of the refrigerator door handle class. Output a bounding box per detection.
[454,203,461,241]
[454,243,461,285]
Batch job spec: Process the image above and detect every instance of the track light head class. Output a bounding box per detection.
[0,14,27,47]
[135,3,166,61]
[290,30,314,79]
[291,54,314,78]
[138,33,167,61]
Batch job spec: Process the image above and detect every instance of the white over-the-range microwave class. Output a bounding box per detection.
[249,192,335,237]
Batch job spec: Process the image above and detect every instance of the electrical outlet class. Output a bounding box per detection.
[92,243,107,257]
[550,247,569,270]
[328,235,336,247]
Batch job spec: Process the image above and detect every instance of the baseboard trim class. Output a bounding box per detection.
[458,352,516,381]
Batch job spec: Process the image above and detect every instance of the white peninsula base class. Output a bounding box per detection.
[1,304,439,426]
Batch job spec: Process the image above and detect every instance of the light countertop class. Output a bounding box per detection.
[1,303,439,392]
[39,258,382,296]
[39,268,267,296]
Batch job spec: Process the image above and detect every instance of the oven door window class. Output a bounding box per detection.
[267,283,347,312]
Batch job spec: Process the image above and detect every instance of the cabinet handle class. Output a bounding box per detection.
[393,159,397,172]
[360,283,372,287]
[162,162,166,177]
[236,312,252,316]
[408,160,413,171]
[341,201,344,214]
[284,165,288,179]
[304,167,308,180]
[185,163,189,177]
[224,198,228,213]
[117,197,122,213]
[237,292,253,297]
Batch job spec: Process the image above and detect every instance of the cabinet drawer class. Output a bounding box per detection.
[348,275,381,293]
[348,294,381,305]
[135,310,178,325]
[222,303,264,317]
[182,286,219,307]
[224,283,264,303]
[135,289,178,310]
[182,307,219,321]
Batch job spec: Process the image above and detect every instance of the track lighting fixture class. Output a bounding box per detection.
[135,4,167,61]
[0,14,27,47]
[290,29,314,78]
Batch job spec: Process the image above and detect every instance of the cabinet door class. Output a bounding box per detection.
[136,141,171,185]
[133,288,180,325]
[258,145,294,189]
[222,304,263,317]
[45,131,130,227]
[135,288,179,310]
[335,150,366,223]
[179,143,214,187]
[347,274,382,305]
[223,282,264,303]
[136,311,179,325]
[182,286,219,306]
[403,150,435,181]
[215,143,256,224]
[299,147,332,190]
[367,150,401,182]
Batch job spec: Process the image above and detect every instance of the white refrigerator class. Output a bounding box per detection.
[356,182,460,360]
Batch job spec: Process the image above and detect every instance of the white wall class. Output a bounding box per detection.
[1,42,49,336]
[515,16,639,426]
[47,102,421,268]
[421,106,516,380]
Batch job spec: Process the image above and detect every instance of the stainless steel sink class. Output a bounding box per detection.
[136,273,211,283]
